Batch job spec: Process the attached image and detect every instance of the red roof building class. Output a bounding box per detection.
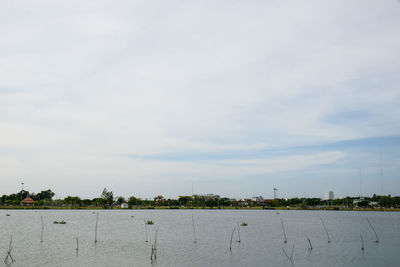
[21,196,35,205]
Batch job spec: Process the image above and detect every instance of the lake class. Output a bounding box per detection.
[0,209,399,266]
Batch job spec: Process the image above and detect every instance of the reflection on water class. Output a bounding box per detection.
[0,209,399,266]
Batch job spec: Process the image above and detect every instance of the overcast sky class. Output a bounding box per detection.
[1,1,399,199]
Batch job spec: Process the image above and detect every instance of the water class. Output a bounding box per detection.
[0,209,399,266]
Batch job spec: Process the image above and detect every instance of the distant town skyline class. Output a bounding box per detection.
[1,1,399,199]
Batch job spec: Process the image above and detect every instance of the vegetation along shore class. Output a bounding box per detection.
[1,188,399,211]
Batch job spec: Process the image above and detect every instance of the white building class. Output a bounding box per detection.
[325,191,334,200]
[252,196,264,202]
[121,203,129,209]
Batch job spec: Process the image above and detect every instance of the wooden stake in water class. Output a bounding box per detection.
[192,214,197,243]
[237,222,241,243]
[76,237,79,251]
[95,212,99,243]
[40,215,44,243]
[320,218,331,243]
[366,218,379,243]
[280,218,287,243]
[229,227,236,251]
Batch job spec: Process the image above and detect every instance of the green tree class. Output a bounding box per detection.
[178,196,190,206]
[37,189,55,201]
[117,196,126,204]
[101,188,114,205]
[81,199,92,206]
[128,196,142,206]
[64,196,81,206]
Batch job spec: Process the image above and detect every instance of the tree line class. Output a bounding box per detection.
[1,188,399,208]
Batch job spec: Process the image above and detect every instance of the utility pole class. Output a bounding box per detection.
[274,188,278,199]
[359,169,362,199]
[380,152,383,195]
[21,182,24,201]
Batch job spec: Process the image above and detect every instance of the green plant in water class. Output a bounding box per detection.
[146,220,154,225]
[240,222,248,226]
[53,220,67,224]
[6,214,10,216]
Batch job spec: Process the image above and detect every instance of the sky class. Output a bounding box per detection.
[0,0,399,199]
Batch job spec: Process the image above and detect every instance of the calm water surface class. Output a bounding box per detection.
[0,209,399,266]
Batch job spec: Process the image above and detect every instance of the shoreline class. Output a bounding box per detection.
[1,206,399,212]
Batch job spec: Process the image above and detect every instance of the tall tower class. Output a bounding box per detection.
[325,191,334,200]
[274,188,278,199]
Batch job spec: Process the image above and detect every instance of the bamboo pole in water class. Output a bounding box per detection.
[289,244,294,262]
[229,227,236,251]
[282,247,290,260]
[360,234,364,251]
[192,214,197,243]
[154,229,158,260]
[76,237,79,251]
[366,218,379,243]
[237,222,241,243]
[280,218,287,243]
[282,244,294,263]
[95,213,99,243]
[4,235,15,264]
[144,219,148,242]
[306,236,312,250]
[320,218,331,243]
[150,229,158,263]
[150,244,154,264]
[40,216,44,243]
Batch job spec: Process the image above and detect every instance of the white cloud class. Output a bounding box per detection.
[0,0,399,197]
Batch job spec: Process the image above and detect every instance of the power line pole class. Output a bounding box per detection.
[21,182,24,201]
[359,169,362,199]
[274,188,278,199]
[380,152,383,195]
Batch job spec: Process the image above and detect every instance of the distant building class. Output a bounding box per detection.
[21,196,35,206]
[154,195,164,202]
[325,191,334,200]
[121,203,129,209]
[238,198,250,206]
[369,201,379,207]
[353,197,365,207]
[252,196,264,202]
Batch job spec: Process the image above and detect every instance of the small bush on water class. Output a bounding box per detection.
[53,220,66,224]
